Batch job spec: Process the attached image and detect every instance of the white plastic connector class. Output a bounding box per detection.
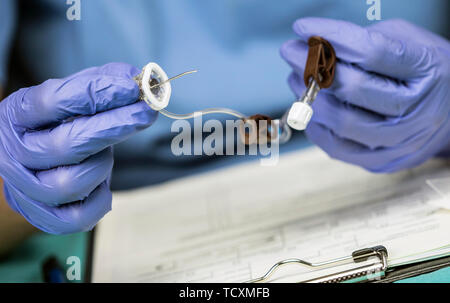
[287,102,313,131]
[141,62,171,111]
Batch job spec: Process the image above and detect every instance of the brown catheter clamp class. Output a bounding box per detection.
[240,114,276,145]
[241,36,337,145]
[303,36,336,89]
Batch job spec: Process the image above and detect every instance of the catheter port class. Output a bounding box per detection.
[287,102,313,131]
[135,62,172,111]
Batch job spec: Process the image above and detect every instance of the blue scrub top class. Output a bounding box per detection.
[0,0,448,189]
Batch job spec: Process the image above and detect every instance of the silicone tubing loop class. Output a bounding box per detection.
[159,108,246,120]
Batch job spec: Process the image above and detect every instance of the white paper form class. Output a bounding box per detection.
[92,147,450,282]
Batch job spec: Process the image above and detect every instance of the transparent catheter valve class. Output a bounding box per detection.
[134,63,241,120]
[134,62,248,121]
[134,62,292,144]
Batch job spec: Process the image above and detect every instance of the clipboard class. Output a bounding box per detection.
[87,148,450,283]
[85,236,450,283]
[244,245,450,283]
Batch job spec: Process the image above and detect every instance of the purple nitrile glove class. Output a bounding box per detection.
[281,18,450,173]
[0,62,157,234]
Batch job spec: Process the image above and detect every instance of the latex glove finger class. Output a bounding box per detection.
[33,148,113,206]
[291,17,431,80]
[280,40,433,116]
[8,62,141,131]
[367,19,450,47]
[66,62,141,80]
[306,121,450,173]
[14,101,156,169]
[291,78,439,149]
[4,180,112,235]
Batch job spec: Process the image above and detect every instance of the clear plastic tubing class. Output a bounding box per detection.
[159,107,293,144]
[159,108,246,120]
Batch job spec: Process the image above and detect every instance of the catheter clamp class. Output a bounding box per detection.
[304,36,336,89]
[239,114,278,145]
[287,36,337,131]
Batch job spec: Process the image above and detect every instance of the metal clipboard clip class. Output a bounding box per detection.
[247,245,388,283]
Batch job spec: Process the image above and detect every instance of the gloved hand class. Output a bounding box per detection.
[280,18,450,172]
[0,62,157,234]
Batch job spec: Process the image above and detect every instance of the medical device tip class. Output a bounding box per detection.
[150,69,198,89]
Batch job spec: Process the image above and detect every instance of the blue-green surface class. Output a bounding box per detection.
[0,232,87,283]
[395,267,450,283]
[0,233,448,283]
